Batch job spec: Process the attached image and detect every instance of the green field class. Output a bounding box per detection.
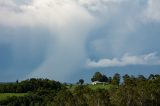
[87,84,116,90]
[0,93,27,101]
[67,84,116,91]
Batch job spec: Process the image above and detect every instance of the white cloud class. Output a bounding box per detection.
[143,0,160,22]
[0,0,97,81]
[1,0,160,81]
[0,0,95,27]
[0,0,160,27]
[87,52,160,68]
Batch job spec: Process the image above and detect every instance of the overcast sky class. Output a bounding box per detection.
[0,0,160,82]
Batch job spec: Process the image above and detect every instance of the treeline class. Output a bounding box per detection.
[0,73,160,106]
[111,74,160,106]
[0,78,61,93]
[0,86,111,106]
[91,72,120,85]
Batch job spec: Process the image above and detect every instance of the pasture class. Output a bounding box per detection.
[0,93,27,101]
[66,83,116,91]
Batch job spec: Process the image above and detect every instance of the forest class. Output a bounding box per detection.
[0,72,160,106]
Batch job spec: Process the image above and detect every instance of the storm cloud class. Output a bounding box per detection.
[0,0,160,81]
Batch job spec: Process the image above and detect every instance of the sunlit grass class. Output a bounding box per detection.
[66,83,116,91]
[0,93,27,101]
[87,84,116,90]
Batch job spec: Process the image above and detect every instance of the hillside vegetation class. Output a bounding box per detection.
[0,72,159,106]
[0,93,26,101]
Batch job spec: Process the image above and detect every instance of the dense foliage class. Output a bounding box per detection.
[0,73,160,106]
[0,78,61,93]
[91,72,109,82]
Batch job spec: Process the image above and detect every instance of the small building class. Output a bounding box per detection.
[92,81,106,85]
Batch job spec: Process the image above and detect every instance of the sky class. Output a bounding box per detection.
[0,0,160,82]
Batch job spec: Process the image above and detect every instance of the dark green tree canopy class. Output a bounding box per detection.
[112,73,120,85]
[0,74,160,106]
[91,72,108,82]
[79,79,84,85]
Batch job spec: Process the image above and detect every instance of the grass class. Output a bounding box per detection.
[0,93,27,101]
[87,84,115,90]
[67,84,116,91]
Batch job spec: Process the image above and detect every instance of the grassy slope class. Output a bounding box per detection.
[0,93,27,101]
[67,84,116,91]
[87,84,115,90]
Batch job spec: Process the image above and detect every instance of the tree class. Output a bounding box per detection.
[123,74,131,85]
[16,80,19,84]
[91,72,109,82]
[112,73,121,85]
[91,72,103,82]
[137,75,146,81]
[102,75,108,82]
[108,77,112,84]
[148,74,155,80]
[53,89,76,106]
[89,89,111,106]
[79,79,84,85]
